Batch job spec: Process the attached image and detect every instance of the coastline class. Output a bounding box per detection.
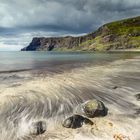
[108,49,140,52]
[0,54,139,140]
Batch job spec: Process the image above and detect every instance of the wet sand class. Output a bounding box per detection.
[0,55,140,140]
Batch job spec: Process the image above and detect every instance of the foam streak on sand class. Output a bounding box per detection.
[0,56,140,140]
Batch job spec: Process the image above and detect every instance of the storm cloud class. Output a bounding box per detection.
[0,0,140,50]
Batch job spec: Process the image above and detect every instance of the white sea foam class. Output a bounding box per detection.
[0,56,139,140]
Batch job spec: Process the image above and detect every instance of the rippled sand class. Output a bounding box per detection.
[0,56,140,140]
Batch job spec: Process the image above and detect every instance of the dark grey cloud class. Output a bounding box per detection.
[0,0,140,50]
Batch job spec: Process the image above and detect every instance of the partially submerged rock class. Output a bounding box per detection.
[76,99,108,118]
[62,115,93,129]
[30,121,46,135]
[135,94,140,101]
[112,86,118,89]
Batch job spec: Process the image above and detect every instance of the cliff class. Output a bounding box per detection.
[21,16,140,51]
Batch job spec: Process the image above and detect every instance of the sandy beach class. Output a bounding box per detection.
[0,53,139,140]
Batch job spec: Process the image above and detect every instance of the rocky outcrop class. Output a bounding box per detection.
[75,100,108,118]
[62,115,93,129]
[62,99,107,129]
[21,16,140,51]
[21,33,97,51]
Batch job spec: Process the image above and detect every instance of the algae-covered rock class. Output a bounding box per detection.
[62,115,93,129]
[76,99,108,118]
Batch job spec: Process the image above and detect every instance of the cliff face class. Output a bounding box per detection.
[22,16,140,51]
[21,33,98,51]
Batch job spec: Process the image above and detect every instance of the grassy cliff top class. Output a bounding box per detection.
[22,16,140,51]
[104,16,140,35]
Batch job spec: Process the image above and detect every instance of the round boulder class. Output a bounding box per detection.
[76,99,108,118]
[62,115,93,129]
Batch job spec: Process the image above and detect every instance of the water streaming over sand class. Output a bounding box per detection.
[0,52,139,140]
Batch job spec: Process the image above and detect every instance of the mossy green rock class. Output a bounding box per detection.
[76,99,108,118]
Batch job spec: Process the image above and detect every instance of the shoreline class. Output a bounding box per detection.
[20,48,140,53]
[0,54,139,140]
[108,48,140,52]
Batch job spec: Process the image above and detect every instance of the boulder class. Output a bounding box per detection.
[75,99,108,118]
[30,121,46,135]
[135,94,140,101]
[62,115,93,129]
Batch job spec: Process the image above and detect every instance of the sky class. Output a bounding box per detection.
[0,0,140,51]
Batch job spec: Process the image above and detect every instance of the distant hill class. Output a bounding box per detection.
[21,16,140,51]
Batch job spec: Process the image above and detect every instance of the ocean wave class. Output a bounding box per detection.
[0,57,139,140]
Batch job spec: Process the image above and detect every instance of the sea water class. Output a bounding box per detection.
[0,51,138,72]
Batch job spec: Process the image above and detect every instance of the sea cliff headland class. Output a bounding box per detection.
[22,16,140,51]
